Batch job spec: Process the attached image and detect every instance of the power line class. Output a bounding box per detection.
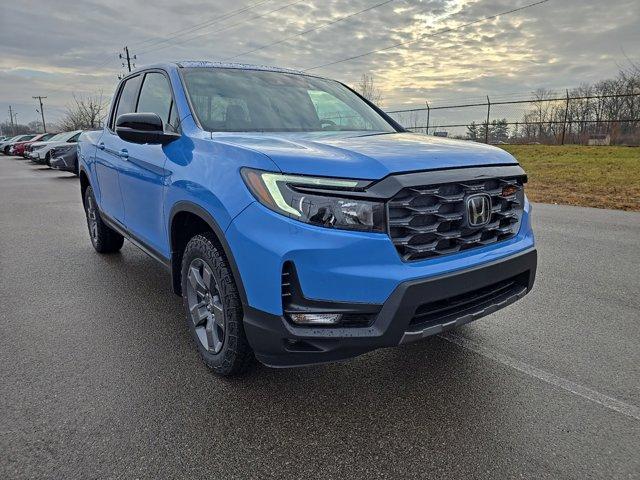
[32,96,48,132]
[303,0,551,72]
[50,1,278,84]
[137,0,306,55]
[130,0,275,50]
[224,0,395,61]
[62,1,276,75]
[34,2,290,99]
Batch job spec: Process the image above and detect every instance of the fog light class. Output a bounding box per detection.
[288,313,342,325]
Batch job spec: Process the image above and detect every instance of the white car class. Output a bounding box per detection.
[28,130,82,164]
[1,134,36,154]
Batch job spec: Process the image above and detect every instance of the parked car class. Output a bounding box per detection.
[78,62,537,376]
[2,134,36,154]
[0,135,24,152]
[49,143,79,175]
[29,130,82,165]
[12,133,57,157]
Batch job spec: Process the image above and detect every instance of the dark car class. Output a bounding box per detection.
[49,143,79,175]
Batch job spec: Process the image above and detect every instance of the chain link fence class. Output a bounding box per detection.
[386,92,640,145]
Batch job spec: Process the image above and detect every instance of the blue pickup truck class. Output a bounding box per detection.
[78,61,536,376]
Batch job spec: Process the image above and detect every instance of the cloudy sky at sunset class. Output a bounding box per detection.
[1,0,638,125]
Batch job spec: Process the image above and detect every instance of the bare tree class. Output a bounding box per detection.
[355,73,383,105]
[59,91,110,131]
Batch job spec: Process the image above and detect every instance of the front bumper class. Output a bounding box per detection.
[50,152,76,172]
[225,165,536,367]
[245,247,537,367]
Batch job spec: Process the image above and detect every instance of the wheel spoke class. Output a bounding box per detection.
[202,265,213,289]
[205,317,223,353]
[211,297,224,329]
[188,265,207,296]
[190,300,209,327]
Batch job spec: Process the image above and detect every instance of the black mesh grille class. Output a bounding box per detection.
[388,177,525,262]
[409,274,528,328]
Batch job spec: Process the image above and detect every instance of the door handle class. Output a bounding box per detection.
[97,142,105,150]
[118,149,129,159]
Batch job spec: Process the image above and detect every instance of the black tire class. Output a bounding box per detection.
[181,233,254,376]
[83,186,124,253]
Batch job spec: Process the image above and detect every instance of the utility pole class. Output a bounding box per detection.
[119,46,137,73]
[32,96,47,132]
[425,100,431,135]
[485,96,491,144]
[8,106,15,135]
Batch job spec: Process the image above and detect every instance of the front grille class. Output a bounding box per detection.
[408,273,529,329]
[388,176,525,261]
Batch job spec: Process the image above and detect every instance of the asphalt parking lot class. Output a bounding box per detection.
[1,156,639,479]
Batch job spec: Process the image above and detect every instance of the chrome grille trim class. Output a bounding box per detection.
[387,176,525,261]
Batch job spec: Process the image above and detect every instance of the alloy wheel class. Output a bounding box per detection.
[85,194,98,243]
[186,258,225,354]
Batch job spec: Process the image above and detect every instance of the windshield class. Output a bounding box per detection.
[44,133,63,142]
[48,132,75,142]
[60,131,80,142]
[181,68,396,133]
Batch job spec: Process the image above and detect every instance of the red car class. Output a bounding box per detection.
[13,133,57,157]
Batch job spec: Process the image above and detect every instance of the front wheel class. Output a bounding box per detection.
[181,233,254,376]
[83,186,124,253]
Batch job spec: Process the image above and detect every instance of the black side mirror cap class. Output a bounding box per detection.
[115,112,180,145]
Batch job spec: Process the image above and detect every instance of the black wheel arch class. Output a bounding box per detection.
[168,201,248,306]
[79,166,91,204]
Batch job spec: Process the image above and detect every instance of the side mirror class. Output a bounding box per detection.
[115,113,180,145]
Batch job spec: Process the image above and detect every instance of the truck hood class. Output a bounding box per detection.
[211,131,518,179]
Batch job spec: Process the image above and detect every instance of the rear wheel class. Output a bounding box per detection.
[83,186,124,253]
[181,233,254,376]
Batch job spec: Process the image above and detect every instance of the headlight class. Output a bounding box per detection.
[241,168,385,233]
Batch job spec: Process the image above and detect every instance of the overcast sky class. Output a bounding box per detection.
[1,0,638,126]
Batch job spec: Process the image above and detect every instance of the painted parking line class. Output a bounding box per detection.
[439,332,640,421]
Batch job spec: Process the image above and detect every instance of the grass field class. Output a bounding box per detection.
[500,145,640,211]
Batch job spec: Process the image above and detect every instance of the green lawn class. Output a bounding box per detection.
[500,145,640,211]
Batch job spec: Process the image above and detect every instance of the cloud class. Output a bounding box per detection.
[0,0,637,124]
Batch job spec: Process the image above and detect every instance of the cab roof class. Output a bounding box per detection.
[130,61,319,79]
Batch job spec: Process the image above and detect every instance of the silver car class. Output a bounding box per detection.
[28,130,82,164]
[1,134,36,154]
